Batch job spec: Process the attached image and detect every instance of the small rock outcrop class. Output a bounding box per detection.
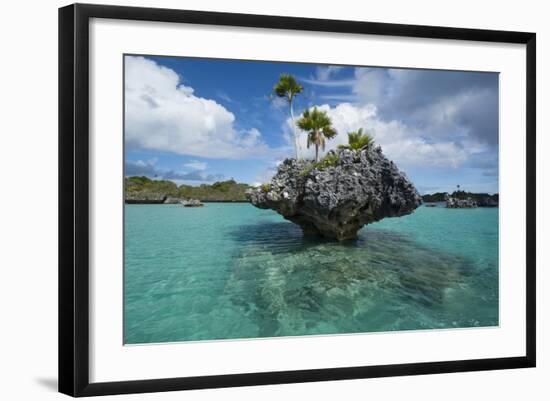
[446,196,477,208]
[246,147,421,241]
[180,199,204,207]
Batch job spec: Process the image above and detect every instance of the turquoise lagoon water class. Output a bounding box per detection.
[124,203,498,344]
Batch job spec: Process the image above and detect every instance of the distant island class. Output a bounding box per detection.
[422,191,499,207]
[125,176,252,203]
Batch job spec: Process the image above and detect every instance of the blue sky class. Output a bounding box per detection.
[124,55,499,194]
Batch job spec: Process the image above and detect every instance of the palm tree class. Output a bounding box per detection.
[273,74,303,159]
[338,128,373,151]
[297,107,337,162]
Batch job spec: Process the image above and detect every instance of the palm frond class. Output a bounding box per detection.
[323,126,337,139]
[345,128,373,150]
[273,74,303,101]
[296,107,337,161]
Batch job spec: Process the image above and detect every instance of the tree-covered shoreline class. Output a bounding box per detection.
[125,176,252,203]
[422,191,499,205]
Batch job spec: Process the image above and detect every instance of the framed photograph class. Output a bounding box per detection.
[58,3,536,397]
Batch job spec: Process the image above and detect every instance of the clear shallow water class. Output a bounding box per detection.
[124,203,498,344]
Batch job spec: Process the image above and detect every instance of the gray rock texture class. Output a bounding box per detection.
[446,196,477,208]
[164,196,183,204]
[181,199,204,207]
[247,147,421,241]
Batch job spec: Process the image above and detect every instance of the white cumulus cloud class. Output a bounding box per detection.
[290,103,469,168]
[125,56,270,159]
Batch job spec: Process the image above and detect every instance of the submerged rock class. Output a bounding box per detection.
[246,147,421,241]
[225,227,479,337]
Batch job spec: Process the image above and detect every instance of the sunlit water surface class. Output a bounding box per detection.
[124,203,498,344]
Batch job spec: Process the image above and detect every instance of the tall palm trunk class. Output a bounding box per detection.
[289,100,299,160]
[314,129,320,162]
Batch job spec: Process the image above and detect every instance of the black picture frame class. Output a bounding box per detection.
[59,3,536,397]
